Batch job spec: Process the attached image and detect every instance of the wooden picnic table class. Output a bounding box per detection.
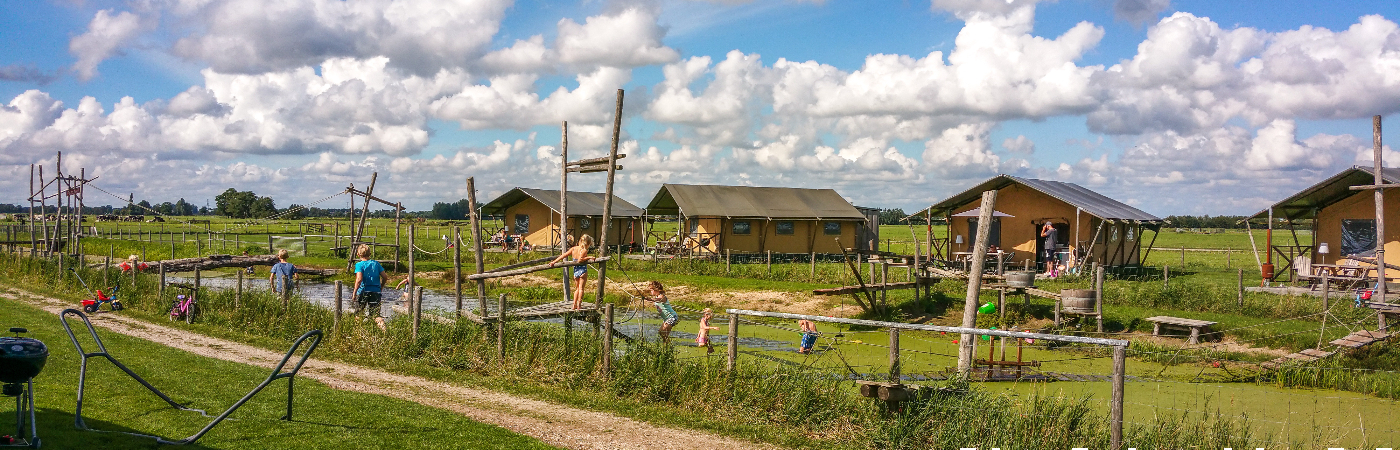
[1144,316,1217,345]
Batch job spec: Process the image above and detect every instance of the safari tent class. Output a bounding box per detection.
[644,184,870,255]
[1247,166,1400,281]
[918,175,1164,269]
[480,188,644,249]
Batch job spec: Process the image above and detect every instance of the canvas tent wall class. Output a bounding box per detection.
[480,187,644,249]
[645,184,867,254]
[917,175,1164,268]
[1248,166,1400,280]
[855,206,881,252]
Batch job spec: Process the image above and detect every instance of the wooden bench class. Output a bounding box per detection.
[1144,316,1217,344]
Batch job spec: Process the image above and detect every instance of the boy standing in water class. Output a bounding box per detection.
[696,308,718,354]
[550,234,593,310]
[352,244,389,331]
[644,281,679,342]
[798,319,819,354]
[269,249,296,294]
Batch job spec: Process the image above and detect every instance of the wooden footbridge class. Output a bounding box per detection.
[1260,329,1391,370]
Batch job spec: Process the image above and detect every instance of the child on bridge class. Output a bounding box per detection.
[644,281,679,342]
[550,234,593,310]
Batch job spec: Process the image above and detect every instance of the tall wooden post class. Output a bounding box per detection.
[1373,116,1388,329]
[467,178,486,316]
[1237,268,1244,307]
[888,328,900,382]
[1110,345,1126,450]
[454,226,462,315]
[236,267,243,307]
[497,293,507,360]
[603,304,615,374]
[413,286,424,340]
[594,90,624,305]
[27,164,35,258]
[810,252,816,280]
[726,313,738,371]
[408,223,416,307]
[395,203,402,273]
[1095,265,1105,332]
[157,262,165,297]
[1163,265,1169,288]
[560,121,572,301]
[959,191,997,375]
[334,280,343,335]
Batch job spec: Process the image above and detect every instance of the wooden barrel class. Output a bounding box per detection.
[1061,289,1096,313]
[1004,271,1035,287]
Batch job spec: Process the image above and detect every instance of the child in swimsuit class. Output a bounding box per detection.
[645,281,679,342]
[798,319,818,354]
[696,308,718,354]
[550,234,593,310]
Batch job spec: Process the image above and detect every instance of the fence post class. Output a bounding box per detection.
[454,226,462,315]
[1162,264,1169,289]
[413,286,424,340]
[334,280,342,335]
[158,262,165,297]
[236,267,243,308]
[1095,265,1105,333]
[766,250,771,275]
[810,252,816,280]
[497,293,507,361]
[889,328,900,382]
[1180,246,1185,266]
[1236,268,1244,307]
[194,266,202,298]
[603,303,614,375]
[727,313,738,371]
[725,249,730,274]
[1110,345,1126,450]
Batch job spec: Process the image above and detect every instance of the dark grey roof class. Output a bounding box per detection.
[1248,166,1400,220]
[480,188,643,217]
[645,184,865,220]
[916,175,1163,222]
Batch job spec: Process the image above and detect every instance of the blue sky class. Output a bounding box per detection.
[2,0,1399,216]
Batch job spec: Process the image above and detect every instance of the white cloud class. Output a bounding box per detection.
[1113,0,1171,25]
[69,9,150,81]
[1002,135,1035,154]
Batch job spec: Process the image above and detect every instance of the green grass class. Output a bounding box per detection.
[0,291,560,450]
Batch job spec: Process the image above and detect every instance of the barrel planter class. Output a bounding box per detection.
[1060,289,1097,313]
[1004,271,1035,288]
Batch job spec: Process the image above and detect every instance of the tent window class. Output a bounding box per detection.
[732,221,751,235]
[1341,219,1377,256]
[690,218,699,233]
[514,214,529,234]
[967,218,1001,248]
[580,217,592,229]
[824,221,841,235]
[776,221,795,235]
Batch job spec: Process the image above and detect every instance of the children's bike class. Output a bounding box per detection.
[166,283,198,324]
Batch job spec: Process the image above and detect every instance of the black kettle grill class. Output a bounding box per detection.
[0,327,45,448]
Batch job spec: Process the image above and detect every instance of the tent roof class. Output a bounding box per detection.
[645,184,865,220]
[1248,166,1400,220]
[916,175,1163,223]
[480,188,644,217]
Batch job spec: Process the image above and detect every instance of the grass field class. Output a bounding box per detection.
[0,292,559,450]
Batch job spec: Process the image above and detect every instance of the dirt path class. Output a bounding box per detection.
[0,288,779,450]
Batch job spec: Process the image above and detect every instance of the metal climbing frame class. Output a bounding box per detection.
[58,309,323,445]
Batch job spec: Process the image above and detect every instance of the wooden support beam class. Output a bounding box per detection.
[466,257,611,280]
[565,153,628,167]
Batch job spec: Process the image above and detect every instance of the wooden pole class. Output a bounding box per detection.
[725,249,731,274]
[594,89,624,305]
[413,286,424,340]
[766,250,772,275]
[236,267,243,308]
[1110,345,1126,450]
[334,280,343,335]
[497,293,507,360]
[560,121,569,251]
[28,164,35,258]
[810,252,816,280]
[408,223,416,306]
[889,328,900,382]
[1095,265,1105,332]
[1163,264,1169,289]
[603,303,614,374]
[454,226,462,315]
[959,191,997,375]
[726,313,738,371]
[1372,115,1388,329]
[395,203,402,273]
[157,262,165,297]
[1237,268,1245,307]
[468,178,486,316]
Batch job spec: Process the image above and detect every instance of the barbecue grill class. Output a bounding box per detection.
[0,327,45,448]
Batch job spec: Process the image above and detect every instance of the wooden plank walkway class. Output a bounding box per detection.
[812,280,933,296]
[484,301,599,321]
[1261,330,1388,369]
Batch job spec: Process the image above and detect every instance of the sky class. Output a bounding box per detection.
[3,0,1400,216]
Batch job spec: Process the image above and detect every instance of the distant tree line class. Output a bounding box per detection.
[877,208,931,225]
[429,199,474,220]
[1163,215,1248,229]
